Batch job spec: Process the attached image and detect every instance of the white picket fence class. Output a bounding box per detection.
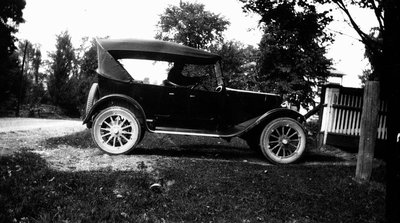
[319,85,387,148]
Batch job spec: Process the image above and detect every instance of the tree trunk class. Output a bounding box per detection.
[382,0,400,221]
[16,41,29,117]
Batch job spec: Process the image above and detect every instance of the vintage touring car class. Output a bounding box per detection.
[83,38,307,164]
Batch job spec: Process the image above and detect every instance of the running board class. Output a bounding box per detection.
[148,117,259,138]
[151,128,224,137]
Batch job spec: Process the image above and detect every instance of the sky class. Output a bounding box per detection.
[16,0,377,88]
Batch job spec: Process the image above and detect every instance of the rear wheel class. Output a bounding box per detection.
[91,106,141,155]
[260,118,306,164]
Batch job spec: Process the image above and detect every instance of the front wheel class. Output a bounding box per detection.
[91,106,142,155]
[260,118,306,164]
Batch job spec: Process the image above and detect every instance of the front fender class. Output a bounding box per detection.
[240,108,305,137]
[82,94,146,128]
[257,108,305,124]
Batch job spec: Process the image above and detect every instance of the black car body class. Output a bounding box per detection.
[83,38,306,164]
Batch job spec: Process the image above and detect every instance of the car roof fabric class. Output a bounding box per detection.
[97,38,221,64]
[96,38,221,82]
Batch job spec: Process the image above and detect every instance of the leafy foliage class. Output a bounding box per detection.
[17,41,44,85]
[0,0,26,107]
[47,35,98,117]
[156,1,230,49]
[16,40,47,112]
[241,0,333,108]
[156,2,262,92]
[73,38,98,114]
[47,31,79,115]
[211,40,259,90]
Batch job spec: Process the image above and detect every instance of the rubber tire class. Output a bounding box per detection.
[260,118,306,164]
[85,83,99,116]
[91,106,141,155]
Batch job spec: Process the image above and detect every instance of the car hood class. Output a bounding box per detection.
[224,87,283,121]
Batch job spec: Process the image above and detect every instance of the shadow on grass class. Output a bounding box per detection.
[43,129,347,164]
[43,129,96,148]
[0,150,156,222]
[0,150,385,223]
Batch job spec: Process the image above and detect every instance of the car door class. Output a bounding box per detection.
[154,85,190,128]
[187,88,224,130]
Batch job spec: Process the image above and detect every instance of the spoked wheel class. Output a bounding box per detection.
[92,106,142,155]
[260,118,306,164]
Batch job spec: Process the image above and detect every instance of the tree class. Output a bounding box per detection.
[47,31,78,115]
[300,0,398,220]
[0,0,26,108]
[16,40,45,109]
[316,0,384,82]
[156,1,230,49]
[241,0,333,109]
[156,2,262,92]
[359,28,382,82]
[211,40,259,90]
[381,1,400,221]
[73,38,98,115]
[17,40,43,85]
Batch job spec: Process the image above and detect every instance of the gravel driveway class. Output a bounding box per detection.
[0,118,83,133]
[1,118,361,173]
[0,118,157,172]
[0,118,85,152]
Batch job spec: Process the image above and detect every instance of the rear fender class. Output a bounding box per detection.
[83,94,146,128]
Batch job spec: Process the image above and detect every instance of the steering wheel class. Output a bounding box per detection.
[215,85,224,92]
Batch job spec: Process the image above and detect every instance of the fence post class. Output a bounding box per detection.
[319,85,340,147]
[356,81,380,182]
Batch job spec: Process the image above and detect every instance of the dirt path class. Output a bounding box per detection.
[0,118,83,133]
[1,118,364,173]
[0,118,157,172]
[0,118,84,155]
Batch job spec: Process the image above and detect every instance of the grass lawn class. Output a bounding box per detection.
[1,148,385,222]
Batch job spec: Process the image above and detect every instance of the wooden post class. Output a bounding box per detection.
[356,81,380,182]
[319,85,340,147]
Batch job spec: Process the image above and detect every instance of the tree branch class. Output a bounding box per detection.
[370,0,384,32]
[333,0,377,52]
